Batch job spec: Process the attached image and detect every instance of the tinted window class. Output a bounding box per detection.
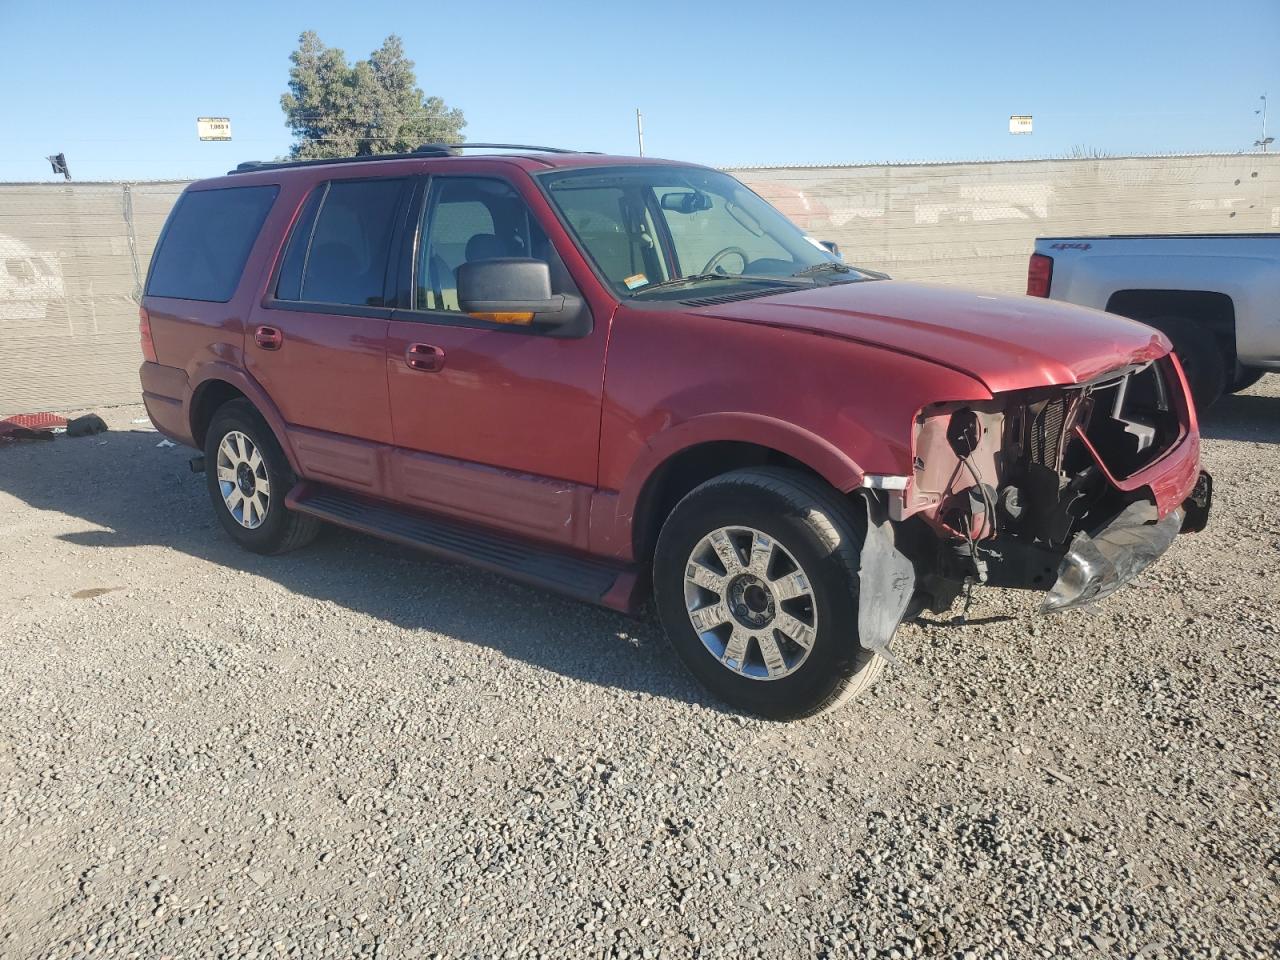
[416,177,568,313]
[297,178,406,307]
[274,188,324,302]
[146,185,278,302]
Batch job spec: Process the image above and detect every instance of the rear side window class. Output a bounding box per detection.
[146,185,278,302]
[275,178,407,308]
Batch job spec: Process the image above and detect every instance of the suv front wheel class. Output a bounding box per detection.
[204,399,319,555]
[653,467,885,720]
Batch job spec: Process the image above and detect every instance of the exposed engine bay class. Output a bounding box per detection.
[857,357,1212,634]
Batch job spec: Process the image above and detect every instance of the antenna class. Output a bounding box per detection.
[636,109,644,157]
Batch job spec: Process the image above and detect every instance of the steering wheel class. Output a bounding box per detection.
[700,246,750,275]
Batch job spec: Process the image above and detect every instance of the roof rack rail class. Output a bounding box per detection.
[229,142,594,175]
[418,142,590,155]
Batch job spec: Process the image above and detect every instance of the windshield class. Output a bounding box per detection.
[540,166,876,298]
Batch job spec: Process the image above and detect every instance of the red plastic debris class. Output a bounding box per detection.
[0,412,68,438]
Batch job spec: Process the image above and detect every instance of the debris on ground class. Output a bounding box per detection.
[65,413,108,437]
[0,412,66,442]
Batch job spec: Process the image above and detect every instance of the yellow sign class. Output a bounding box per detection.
[197,117,232,141]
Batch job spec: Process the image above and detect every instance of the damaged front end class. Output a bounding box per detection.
[881,355,1210,619]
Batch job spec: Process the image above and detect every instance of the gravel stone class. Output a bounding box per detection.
[1,382,1278,959]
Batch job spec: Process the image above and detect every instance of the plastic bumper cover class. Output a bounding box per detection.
[1041,501,1181,614]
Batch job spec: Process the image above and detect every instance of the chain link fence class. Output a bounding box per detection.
[2,155,1277,414]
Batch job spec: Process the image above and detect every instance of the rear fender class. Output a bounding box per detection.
[190,363,300,474]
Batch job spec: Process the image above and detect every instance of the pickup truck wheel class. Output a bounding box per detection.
[1147,316,1226,411]
[653,467,883,720]
[1230,368,1266,394]
[204,400,319,555]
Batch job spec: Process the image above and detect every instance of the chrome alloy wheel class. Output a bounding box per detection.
[216,430,270,530]
[683,526,818,681]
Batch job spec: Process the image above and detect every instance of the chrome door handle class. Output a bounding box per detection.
[254,325,283,350]
[405,342,445,372]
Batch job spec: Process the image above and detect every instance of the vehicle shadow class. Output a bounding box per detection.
[0,427,714,711]
[1200,389,1280,444]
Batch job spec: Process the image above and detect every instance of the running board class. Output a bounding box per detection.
[286,484,644,613]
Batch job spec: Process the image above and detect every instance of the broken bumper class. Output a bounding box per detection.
[1041,470,1211,613]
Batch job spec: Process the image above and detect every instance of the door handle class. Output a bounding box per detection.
[254,325,283,350]
[405,342,446,372]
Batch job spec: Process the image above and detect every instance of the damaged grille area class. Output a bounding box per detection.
[905,356,1197,610]
[1028,395,1069,470]
[1014,359,1181,545]
[908,358,1186,551]
[1068,362,1181,477]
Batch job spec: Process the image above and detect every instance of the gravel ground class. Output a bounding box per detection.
[1,381,1276,960]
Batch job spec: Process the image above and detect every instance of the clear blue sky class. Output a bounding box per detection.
[1,0,1277,181]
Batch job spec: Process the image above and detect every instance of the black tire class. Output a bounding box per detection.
[1146,316,1226,412]
[653,467,885,720]
[1230,368,1266,394]
[204,399,319,555]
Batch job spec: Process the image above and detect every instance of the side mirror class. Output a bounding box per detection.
[819,240,841,258]
[455,257,576,330]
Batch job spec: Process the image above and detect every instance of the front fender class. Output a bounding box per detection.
[590,412,867,562]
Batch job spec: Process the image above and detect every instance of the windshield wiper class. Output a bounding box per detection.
[631,273,797,295]
[792,261,854,277]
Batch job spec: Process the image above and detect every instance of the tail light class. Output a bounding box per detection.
[139,305,158,362]
[1026,253,1053,297]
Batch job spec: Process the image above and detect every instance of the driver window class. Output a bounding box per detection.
[552,185,670,287]
[416,177,570,313]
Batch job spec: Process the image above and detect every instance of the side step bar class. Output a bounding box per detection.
[286,483,644,613]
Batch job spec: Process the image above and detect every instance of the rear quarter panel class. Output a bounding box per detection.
[141,177,303,447]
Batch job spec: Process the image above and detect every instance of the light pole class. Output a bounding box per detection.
[1256,94,1274,152]
[636,109,644,157]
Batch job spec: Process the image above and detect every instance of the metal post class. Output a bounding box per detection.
[636,109,644,157]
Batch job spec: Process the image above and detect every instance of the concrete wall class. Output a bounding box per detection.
[728,153,1279,294]
[1,154,1277,415]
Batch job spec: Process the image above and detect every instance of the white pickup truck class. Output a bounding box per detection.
[1027,234,1280,408]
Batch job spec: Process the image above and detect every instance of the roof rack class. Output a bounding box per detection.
[229,142,593,175]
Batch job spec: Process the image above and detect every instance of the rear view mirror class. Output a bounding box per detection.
[659,190,712,214]
[820,240,841,258]
[456,258,586,335]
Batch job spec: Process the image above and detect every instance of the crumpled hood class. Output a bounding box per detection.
[700,280,1170,394]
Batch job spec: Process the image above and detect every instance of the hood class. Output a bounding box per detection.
[699,280,1170,394]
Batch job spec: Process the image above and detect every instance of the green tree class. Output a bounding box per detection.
[280,32,465,159]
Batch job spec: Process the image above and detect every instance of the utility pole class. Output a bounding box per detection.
[636,109,644,157]
[1256,93,1274,152]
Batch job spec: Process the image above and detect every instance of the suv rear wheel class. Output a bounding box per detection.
[653,467,885,720]
[204,400,319,554]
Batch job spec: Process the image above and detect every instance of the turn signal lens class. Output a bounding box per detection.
[468,311,533,325]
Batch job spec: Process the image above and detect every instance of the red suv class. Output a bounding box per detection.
[139,144,1211,719]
